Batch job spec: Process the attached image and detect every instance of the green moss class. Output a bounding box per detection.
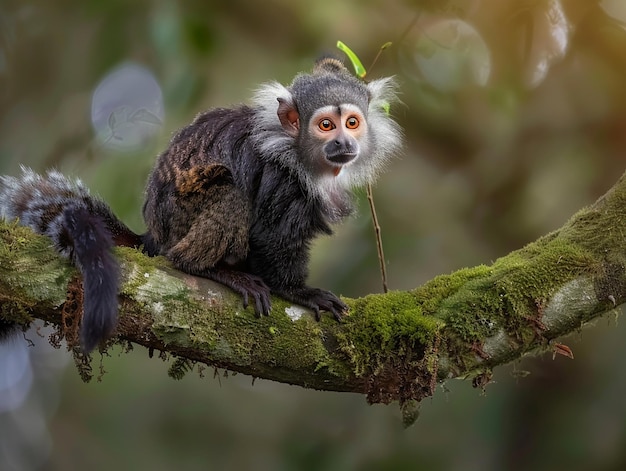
[0,300,32,325]
[0,221,71,306]
[116,246,223,349]
[438,233,596,360]
[231,297,332,372]
[116,246,168,296]
[412,264,493,315]
[151,295,220,349]
[146,276,337,376]
[117,245,322,371]
[338,291,444,376]
[439,278,505,343]
[331,192,623,384]
[562,202,626,256]
[493,237,595,321]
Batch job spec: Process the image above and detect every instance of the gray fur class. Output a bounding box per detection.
[251,64,402,213]
[289,66,370,124]
[0,167,91,258]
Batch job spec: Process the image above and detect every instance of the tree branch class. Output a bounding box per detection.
[2,171,626,409]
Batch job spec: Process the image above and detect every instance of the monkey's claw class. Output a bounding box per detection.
[276,286,347,321]
[209,269,272,316]
[235,274,272,317]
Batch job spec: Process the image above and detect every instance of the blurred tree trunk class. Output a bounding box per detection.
[1,171,626,408]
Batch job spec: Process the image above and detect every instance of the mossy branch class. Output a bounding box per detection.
[2,171,626,408]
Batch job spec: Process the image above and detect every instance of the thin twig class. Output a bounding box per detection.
[366,183,388,293]
[361,14,420,293]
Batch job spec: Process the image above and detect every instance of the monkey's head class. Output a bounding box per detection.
[253,57,402,195]
[276,58,371,177]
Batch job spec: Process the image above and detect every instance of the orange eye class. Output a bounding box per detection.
[318,119,335,131]
[345,116,359,129]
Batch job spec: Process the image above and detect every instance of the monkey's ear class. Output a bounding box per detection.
[277,97,300,138]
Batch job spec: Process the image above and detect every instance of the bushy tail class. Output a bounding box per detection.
[0,167,141,352]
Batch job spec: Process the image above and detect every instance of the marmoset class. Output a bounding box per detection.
[0,58,402,352]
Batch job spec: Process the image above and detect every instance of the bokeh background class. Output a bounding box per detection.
[2,0,626,469]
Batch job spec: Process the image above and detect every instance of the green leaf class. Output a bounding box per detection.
[336,40,367,78]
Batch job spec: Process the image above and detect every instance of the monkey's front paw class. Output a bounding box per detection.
[276,287,348,321]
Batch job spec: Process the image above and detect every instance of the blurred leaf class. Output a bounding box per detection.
[107,109,117,130]
[130,108,163,125]
[552,342,574,360]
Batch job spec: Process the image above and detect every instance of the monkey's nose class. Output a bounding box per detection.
[325,138,358,165]
[333,140,352,152]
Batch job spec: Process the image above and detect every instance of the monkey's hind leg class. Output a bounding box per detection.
[166,174,272,316]
[167,218,272,316]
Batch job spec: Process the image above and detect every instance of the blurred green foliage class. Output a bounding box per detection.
[2,0,626,470]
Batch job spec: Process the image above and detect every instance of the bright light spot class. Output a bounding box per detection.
[91,62,164,151]
[410,18,491,91]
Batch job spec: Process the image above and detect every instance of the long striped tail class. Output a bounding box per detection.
[0,167,141,352]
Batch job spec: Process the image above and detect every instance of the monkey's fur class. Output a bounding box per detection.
[0,58,401,352]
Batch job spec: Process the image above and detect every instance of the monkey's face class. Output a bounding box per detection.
[306,104,369,177]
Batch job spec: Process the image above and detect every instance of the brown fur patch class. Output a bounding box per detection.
[175,165,232,194]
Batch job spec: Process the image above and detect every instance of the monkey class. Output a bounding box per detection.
[0,58,402,352]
